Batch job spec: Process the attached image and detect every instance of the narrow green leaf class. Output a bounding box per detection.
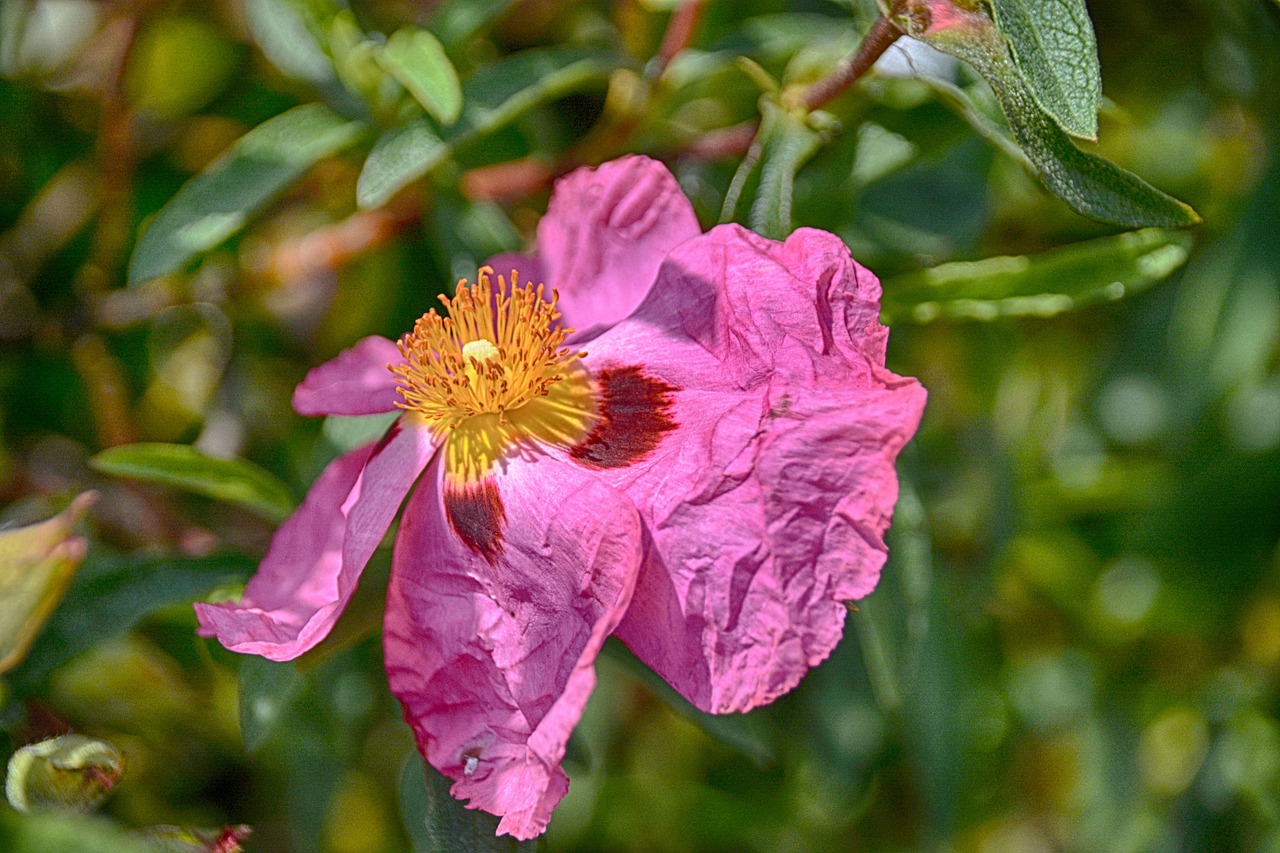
[452,46,619,140]
[243,0,336,87]
[914,11,1199,228]
[0,494,93,675]
[0,812,152,853]
[845,474,930,718]
[90,443,295,523]
[357,120,448,209]
[10,552,254,691]
[602,638,776,767]
[378,28,462,125]
[988,59,1197,227]
[398,754,536,853]
[238,656,304,752]
[989,0,1100,139]
[430,0,522,47]
[747,99,827,240]
[128,104,364,284]
[356,47,619,208]
[882,227,1193,324]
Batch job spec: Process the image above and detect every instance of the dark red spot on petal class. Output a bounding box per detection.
[444,479,506,562]
[571,366,677,470]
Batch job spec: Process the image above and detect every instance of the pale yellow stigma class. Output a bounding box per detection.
[461,338,500,363]
[390,266,597,482]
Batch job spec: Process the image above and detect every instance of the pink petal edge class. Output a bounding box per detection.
[535,155,701,332]
[292,335,405,417]
[196,420,439,660]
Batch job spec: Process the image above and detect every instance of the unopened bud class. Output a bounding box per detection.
[5,733,123,814]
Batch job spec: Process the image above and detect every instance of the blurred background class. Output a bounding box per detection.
[1,0,1278,851]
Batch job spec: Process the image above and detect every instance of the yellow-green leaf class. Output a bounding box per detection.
[90,444,295,523]
[882,227,1193,324]
[357,121,448,210]
[127,104,364,285]
[0,493,94,675]
[378,28,462,125]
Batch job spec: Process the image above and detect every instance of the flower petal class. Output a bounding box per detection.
[615,381,925,713]
[485,252,543,293]
[575,224,927,712]
[195,419,438,660]
[536,156,700,332]
[384,453,641,840]
[292,335,405,416]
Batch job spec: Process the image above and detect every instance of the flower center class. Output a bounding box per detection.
[391,266,596,483]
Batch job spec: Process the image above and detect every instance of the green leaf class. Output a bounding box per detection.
[0,494,94,675]
[0,812,152,853]
[5,734,122,814]
[854,474,933,712]
[378,28,462,125]
[602,638,776,767]
[452,46,619,140]
[237,656,305,752]
[429,0,522,48]
[243,0,336,87]
[126,18,241,119]
[322,412,400,453]
[398,754,537,853]
[9,552,254,691]
[989,0,1100,139]
[357,120,448,209]
[911,6,1199,228]
[90,443,295,523]
[356,47,619,208]
[881,227,1193,324]
[128,104,364,284]
[747,99,829,240]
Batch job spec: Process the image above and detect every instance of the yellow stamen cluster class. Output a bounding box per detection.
[391,266,588,437]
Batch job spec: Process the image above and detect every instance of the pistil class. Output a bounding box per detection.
[390,267,596,483]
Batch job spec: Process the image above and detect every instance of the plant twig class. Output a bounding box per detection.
[802,15,905,111]
[259,195,423,284]
[80,10,145,294]
[654,0,708,78]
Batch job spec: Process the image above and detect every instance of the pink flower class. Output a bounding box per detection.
[196,156,926,839]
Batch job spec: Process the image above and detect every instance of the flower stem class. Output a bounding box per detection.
[802,15,906,111]
[654,0,708,78]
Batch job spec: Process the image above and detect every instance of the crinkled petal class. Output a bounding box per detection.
[196,420,438,660]
[575,224,926,712]
[614,381,925,713]
[384,453,641,840]
[292,335,405,416]
[535,156,701,332]
[583,224,889,393]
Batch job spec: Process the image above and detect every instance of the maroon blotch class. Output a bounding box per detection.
[571,366,677,470]
[444,479,506,562]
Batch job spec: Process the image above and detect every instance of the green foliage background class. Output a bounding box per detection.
[1,0,1278,850]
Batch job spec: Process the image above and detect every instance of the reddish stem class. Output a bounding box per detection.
[655,0,707,77]
[802,15,905,111]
